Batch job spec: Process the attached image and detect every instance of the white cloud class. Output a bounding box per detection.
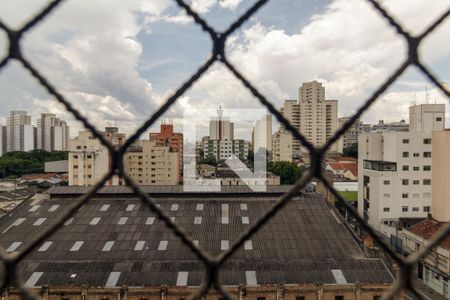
[219,0,243,10]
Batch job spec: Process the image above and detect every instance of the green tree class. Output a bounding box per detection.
[0,150,68,177]
[267,161,302,185]
[343,143,358,158]
[198,154,217,166]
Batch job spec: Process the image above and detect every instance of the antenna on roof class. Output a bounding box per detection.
[425,84,430,104]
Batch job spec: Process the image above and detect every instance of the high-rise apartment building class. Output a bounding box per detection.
[272,130,293,162]
[252,115,272,154]
[209,107,234,141]
[6,110,34,152]
[68,128,126,186]
[280,100,300,155]
[203,139,249,160]
[298,81,338,151]
[149,123,183,181]
[337,117,364,153]
[125,140,179,185]
[36,113,70,151]
[358,104,445,238]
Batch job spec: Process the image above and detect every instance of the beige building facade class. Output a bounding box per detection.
[298,81,338,151]
[272,130,293,162]
[337,117,364,153]
[432,130,450,222]
[252,114,272,153]
[125,140,179,185]
[280,100,300,155]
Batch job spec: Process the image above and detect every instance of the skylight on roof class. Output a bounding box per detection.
[33,218,46,226]
[6,241,22,252]
[100,204,110,211]
[118,217,128,225]
[242,216,249,224]
[70,241,84,251]
[171,217,176,222]
[29,205,40,212]
[146,217,155,225]
[245,271,257,285]
[171,204,179,211]
[194,240,199,246]
[194,216,202,224]
[176,271,189,286]
[221,204,229,224]
[126,204,135,211]
[48,204,60,212]
[240,203,248,210]
[158,240,168,251]
[105,272,121,287]
[64,218,74,226]
[331,269,347,284]
[12,218,26,226]
[244,240,253,250]
[38,241,53,252]
[102,241,115,251]
[90,217,101,225]
[196,204,204,211]
[221,240,229,250]
[25,272,43,287]
[134,241,145,251]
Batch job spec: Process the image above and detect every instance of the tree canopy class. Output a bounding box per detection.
[267,161,302,185]
[0,150,68,178]
[343,143,358,158]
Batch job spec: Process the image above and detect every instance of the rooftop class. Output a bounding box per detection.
[0,187,393,288]
[407,218,450,250]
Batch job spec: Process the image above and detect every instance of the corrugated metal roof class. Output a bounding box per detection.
[0,189,393,287]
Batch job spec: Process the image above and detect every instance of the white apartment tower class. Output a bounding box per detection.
[37,113,70,151]
[298,81,338,151]
[6,111,34,152]
[358,104,445,238]
[253,115,272,153]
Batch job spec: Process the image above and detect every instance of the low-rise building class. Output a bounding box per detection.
[403,218,449,299]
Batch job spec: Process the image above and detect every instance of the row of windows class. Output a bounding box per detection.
[383,193,431,199]
[402,165,431,171]
[383,179,431,185]
[402,138,432,144]
[402,152,431,158]
[383,206,430,212]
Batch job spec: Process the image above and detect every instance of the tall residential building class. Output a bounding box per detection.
[431,130,450,222]
[149,123,183,180]
[358,104,445,239]
[68,128,126,186]
[36,113,70,151]
[209,107,234,141]
[272,130,293,162]
[203,139,249,160]
[0,125,6,157]
[125,140,179,185]
[252,115,272,154]
[280,100,300,155]
[337,117,364,153]
[6,110,34,152]
[298,81,338,151]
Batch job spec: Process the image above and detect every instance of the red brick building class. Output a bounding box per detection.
[149,124,183,182]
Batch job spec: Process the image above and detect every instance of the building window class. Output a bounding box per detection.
[413,153,420,157]
[402,139,409,144]
[423,165,431,171]
[402,179,409,185]
[423,138,431,144]
[402,165,409,171]
[73,155,78,159]
[383,180,390,185]
[383,193,390,198]
[423,152,431,158]
[402,152,409,158]
[413,180,419,185]
[412,207,419,212]
[73,165,78,169]
[335,296,344,300]
[413,166,419,171]
[423,206,430,212]
[373,296,382,300]
[256,297,266,300]
[402,193,408,199]
[423,179,431,185]
[402,206,408,212]
[436,117,442,121]
[296,297,305,300]
[383,207,390,212]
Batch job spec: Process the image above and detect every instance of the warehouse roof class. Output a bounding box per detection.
[0,187,393,288]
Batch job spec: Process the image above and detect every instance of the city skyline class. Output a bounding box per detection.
[0,0,449,137]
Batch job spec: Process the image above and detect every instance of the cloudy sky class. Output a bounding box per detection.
[0,0,449,140]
